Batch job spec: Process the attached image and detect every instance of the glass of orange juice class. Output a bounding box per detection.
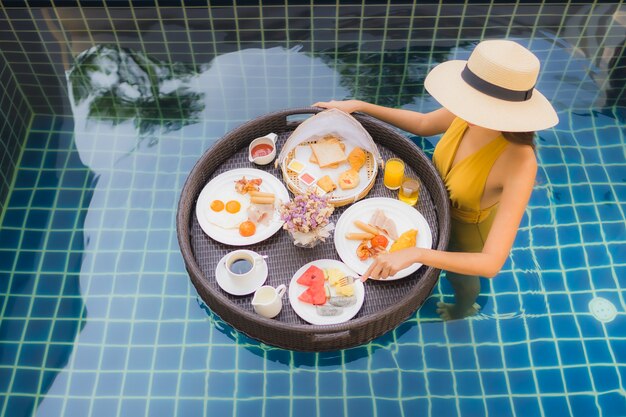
[383,158,405,190]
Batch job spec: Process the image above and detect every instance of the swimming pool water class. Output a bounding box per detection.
[1,4,625,417]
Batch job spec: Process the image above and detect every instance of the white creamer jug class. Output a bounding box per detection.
[251,284,286,318]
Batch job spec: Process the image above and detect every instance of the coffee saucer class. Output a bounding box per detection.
[215,251,268,296]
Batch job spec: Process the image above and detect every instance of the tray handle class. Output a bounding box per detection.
[310,330,352,344]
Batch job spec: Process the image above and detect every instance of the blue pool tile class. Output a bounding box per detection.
[205,401,234,417]
[459,398,486,417]
[424,345,450,370]
[551,316,580,339]
[504,343,532,369]
[120,398,147,416]
[290,399,318,417]
[320,398,348,417]
[546,294,573,314]
[455,372,482,397]
[177,400,204,417]
[346,372,372,397]
[564,366,593,393]
[151,372,179,397]
[6,397,35,417]
[450,346,477,370]
[431,397,458,417]
[24,209,50,229]
[127,347,155,371]
[598,392,626,416]
[565,269,592,291]
[95,372,124,397]
[400,371,427,397]
[530,341,561,367]
[292,370,317,397]
[533,247,562,270]
[481,371,510,395]
[570,395,601,417]
[12,368,40,394]
[602,220,626,241]
[17,343,46,368]
[486,397,513,417]
[265,373,291,397]
[591,366,621,393]
[536,368,565,394]
[318,371,344,397]
[347,398,376,417]
[123,372,151,396]
[372,370,400,398]
[500,319,528,343]
[238,372,265,398]
[148,399,175,417]
[560,246,587,269]
[3,208,27,230]
[265,399,291,417]
[427,371,455,397]
[513,396,541,416]
[597,203,622,222]
[542,396,571,416]
[476,345,504,369]
[178,371,205,397]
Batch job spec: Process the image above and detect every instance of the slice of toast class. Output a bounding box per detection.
[310,142,347,168]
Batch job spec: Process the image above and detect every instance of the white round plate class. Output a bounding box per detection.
[195,168,290,246]
[288,259,365,325]
[334,197,433,280]
[215,251,268,296]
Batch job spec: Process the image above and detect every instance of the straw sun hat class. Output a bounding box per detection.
[424,39,558,132]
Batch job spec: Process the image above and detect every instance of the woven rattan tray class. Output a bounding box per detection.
[177,107,450,351]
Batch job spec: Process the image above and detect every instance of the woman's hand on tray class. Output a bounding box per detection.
[360,247,420,281]
[312,100,364,114]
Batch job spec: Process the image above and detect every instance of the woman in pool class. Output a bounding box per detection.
[314,39,558,320]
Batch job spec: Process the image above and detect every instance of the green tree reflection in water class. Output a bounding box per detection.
[68,44,204,144]
[317,43,471,108]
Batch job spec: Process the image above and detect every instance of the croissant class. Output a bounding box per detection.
[348,147,366,171]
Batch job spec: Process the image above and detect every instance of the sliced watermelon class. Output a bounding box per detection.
[298,285,327,305]
[296,265,325,287]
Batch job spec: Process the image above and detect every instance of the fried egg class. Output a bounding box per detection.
[206,190,249,229]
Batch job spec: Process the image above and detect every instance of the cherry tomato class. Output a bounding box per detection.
[239,220,256,237]
[370,234,389,248]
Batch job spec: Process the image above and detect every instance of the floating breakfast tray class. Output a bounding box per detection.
[177,107,451,351]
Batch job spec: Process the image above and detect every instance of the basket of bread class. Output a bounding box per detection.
[275,109,384,207]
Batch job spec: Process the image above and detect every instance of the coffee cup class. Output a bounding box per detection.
[224,250,264,281]
[251,284,287,318]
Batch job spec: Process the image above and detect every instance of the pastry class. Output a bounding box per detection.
[389,229,418,252]
[316,175,337,193]
[338,169,360,190]
[348,147,366,171]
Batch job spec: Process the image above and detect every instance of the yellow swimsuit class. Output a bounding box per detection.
[433,117,508,252]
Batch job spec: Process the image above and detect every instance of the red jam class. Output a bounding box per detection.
[251,143,274,158]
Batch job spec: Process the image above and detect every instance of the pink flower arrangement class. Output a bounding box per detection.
[279,189,334,234]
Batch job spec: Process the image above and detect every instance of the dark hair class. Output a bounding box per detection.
[502,131,536,149]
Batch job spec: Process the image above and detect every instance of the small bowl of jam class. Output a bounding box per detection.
[248,133,277,166]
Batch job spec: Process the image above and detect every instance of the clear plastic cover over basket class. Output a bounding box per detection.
[275,108,383,168]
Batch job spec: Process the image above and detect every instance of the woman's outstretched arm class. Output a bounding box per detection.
[362,145,538,280]
[313,100,455,137]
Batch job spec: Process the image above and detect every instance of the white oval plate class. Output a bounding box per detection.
[195,168,290,246]
[334,197,433,280]
[288,259,365,325]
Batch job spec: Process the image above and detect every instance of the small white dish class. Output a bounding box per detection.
[215,250,268,296]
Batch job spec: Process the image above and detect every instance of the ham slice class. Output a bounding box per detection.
[369,209,398,240]
[247,203,274,226]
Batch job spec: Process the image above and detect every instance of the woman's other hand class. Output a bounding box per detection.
[312,99,363,114]
[360,248,418,281]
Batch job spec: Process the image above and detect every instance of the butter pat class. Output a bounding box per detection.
[287,159,305,174]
